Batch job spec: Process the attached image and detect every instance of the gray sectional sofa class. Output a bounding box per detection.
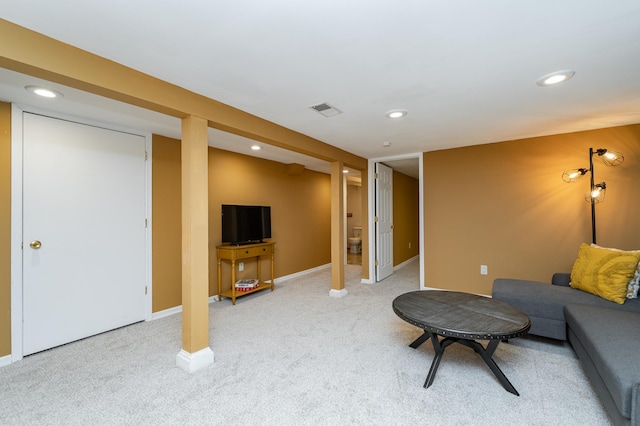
[492,273,640,426]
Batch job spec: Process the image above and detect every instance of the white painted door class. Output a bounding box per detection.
[375,162,393,281]
[22,113,147,355]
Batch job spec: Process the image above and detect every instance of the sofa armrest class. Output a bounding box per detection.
[551,273,571,287]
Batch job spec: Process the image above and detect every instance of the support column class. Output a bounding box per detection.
[329,161,347,298]
[176,115,214,372]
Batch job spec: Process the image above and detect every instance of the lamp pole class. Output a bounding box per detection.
[564,147,623,245]
[589,147,596,245]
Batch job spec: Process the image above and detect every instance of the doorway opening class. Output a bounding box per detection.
[368,154,423,287]
[346,177,363,266]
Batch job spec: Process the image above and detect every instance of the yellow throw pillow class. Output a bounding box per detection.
[570,243,640,304]
[592,244,640,299]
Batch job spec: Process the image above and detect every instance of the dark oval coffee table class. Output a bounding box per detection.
[392,290,531,395]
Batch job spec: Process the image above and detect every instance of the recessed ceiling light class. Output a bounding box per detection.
[25,85,63,98]
[536,70,575,86]
[383,142,392,147]
[251,145,261,151]
[343,169,349,174]
[385,109,408,119]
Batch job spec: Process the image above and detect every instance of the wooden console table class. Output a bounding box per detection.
[216,242,275,305]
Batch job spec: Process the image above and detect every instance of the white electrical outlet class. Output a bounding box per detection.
[238,262,244,272]
[480,265,488,275]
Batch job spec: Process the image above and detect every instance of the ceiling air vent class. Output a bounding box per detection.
[309,102,342,117]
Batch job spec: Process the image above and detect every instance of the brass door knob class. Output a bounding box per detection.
[29,240,42,249]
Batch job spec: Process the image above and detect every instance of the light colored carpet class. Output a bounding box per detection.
[1,260,611,425]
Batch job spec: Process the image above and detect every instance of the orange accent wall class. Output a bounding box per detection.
[151,136,332,310]
[0,102,10,357]
[423,123,640,295]
[393,171,420,266]
[208,148,331,295]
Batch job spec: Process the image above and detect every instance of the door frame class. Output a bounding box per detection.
[374,162,394,281]
[367,153,424,288]
[10,103,153,363]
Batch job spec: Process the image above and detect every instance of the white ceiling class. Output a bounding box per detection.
[0,67,338,175]
[1,1,640,180]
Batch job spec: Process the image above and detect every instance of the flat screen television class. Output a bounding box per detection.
[221,204,271,245]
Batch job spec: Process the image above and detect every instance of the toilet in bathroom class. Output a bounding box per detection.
[348,226,362,254]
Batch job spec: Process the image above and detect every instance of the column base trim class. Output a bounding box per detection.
[0,354,12,367]
[176,347,214,373]
[329,288,348,298]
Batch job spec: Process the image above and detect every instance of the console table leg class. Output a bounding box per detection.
[217,258,222,302]
[270,251,275,291]
[231,260,236,305]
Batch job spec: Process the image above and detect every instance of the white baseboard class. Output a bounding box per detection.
[151,263,332,318]
[274,263,331,284]
[394,255,419,271]
[422,285,441,290]
[152,296,220,319]
[0,354,12,367]
[151,305,182,320]
[176,347,214,373]
[360,256,417,285]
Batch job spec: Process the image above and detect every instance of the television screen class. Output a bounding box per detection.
[222,205,271,245]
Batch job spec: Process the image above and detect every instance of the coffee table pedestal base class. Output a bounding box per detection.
[410,331,520,396]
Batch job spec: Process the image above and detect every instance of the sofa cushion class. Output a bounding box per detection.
[493,279,640,319]
[565,304,640,419]
[493,278,640,340]
[551,272,571,287]
[570,243,640,304]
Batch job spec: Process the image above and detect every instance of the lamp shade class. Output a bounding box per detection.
[585,182,606,204]
[562,168,589,183]
[596,149,624,166]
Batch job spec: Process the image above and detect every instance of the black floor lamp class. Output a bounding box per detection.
[562,148,624,244]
